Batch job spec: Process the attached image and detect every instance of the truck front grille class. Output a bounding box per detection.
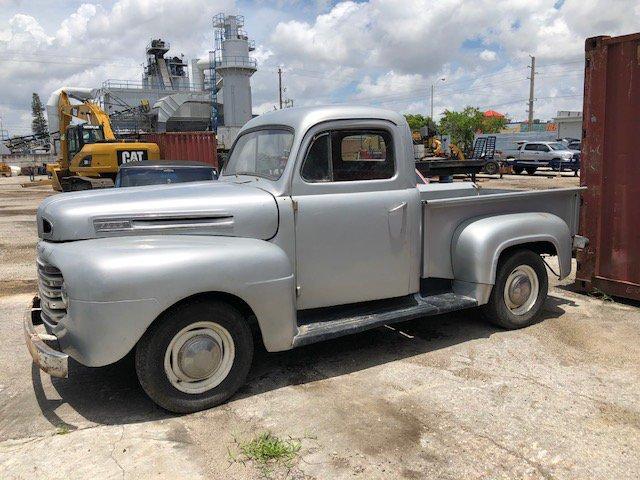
[37,259,67,326]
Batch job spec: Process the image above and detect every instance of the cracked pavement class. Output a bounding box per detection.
[1,175,639,479]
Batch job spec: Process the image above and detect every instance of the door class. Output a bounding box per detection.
[292,127,414,310]
[537,143,552,161]
[521,143,539,162]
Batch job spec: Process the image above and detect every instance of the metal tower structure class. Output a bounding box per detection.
[209,49,218,132]
[211,13,257,129]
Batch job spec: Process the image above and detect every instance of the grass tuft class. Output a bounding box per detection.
[232,431,301,477]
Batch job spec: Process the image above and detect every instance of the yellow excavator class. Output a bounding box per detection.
[46,88,160,191]
[411,129,465,161]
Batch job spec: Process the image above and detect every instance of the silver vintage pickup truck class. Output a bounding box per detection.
[26,106,583,412]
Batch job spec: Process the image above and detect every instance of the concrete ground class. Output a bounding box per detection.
[1,173,639,479]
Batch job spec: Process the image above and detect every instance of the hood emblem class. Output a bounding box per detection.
[94,219,133,232]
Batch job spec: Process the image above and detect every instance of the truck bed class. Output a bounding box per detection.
[421,187,583,279]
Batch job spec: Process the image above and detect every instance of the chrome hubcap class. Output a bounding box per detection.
[508,274,532,307]
[177,335,222,381]
[503,265,539,316]
[164,321,235,394]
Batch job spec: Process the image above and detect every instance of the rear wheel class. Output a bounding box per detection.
[135,300,253,413]
[525,167,537,175]
[513,166,524,175]
[481,249,548,329]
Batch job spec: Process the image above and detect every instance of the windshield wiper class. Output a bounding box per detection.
[231,171,276,180]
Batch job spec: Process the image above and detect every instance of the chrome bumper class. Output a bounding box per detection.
[24,297,68,378]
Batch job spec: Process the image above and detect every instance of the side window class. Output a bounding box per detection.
[332,130,394,182]
[524,143,537,151]
[301,133,331,182]
[537,144,550,152]
[301,129,394,183]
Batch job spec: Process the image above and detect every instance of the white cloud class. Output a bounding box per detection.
[1,0,639,136]
[480,49,496,61]
[266,0,639,120]
[0,0,234,135]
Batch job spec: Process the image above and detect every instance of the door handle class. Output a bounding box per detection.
[388,202,407,240]
[388,202,407,214]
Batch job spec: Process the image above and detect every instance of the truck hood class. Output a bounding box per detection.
[37,181,279,242]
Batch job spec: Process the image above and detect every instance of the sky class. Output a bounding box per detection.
[0,0,638,137]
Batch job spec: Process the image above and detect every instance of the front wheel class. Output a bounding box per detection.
[481,249,548,329]
[135,300,254,413]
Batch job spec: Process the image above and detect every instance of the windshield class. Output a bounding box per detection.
[223,128,294,180]
[547,142,566,150]
[116,167,217,187]
[82,127,104,144]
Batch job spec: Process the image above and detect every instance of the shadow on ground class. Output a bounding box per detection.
[32,295,575,428]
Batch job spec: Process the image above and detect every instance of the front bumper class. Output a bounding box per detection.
[24,296,68,378]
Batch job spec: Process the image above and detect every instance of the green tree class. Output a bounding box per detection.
[404,114,437,135]
[31,93,48,137]
[438,107,484,152]
[438,107,509,152]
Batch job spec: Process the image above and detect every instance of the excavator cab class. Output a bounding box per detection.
[66,125,105,159]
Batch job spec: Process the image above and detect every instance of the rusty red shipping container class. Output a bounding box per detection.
[575,33,640,301]
[140,132,218,170]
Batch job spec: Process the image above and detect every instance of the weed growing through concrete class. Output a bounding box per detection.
[55,426,70,435]
[230,431,301,477]
[589,288,615,302]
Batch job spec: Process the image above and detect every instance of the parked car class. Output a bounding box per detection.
[504,141,580,175]
[27,106,584,413]
[115,160,218,187]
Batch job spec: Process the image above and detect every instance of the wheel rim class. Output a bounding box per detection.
[503,265,539,316]
[164,321,235,394]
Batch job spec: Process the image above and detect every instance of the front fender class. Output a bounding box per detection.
[451,212,572,287]
[39,236,296,366]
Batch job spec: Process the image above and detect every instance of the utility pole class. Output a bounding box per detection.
[278,67,283,109]
[430,84,434,120]
[527,55,536,131]
[430,78,445,121]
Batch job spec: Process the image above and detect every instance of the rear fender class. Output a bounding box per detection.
[451,213,571,302]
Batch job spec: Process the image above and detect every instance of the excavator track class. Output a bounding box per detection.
[59,175,114,192]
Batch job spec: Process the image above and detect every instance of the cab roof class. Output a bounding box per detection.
[241,105,407,134]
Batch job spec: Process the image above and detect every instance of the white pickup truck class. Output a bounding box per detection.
[504,141,581,175]
[26,106,583,412]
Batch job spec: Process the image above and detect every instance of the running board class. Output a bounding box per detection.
[292,292,477,348]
